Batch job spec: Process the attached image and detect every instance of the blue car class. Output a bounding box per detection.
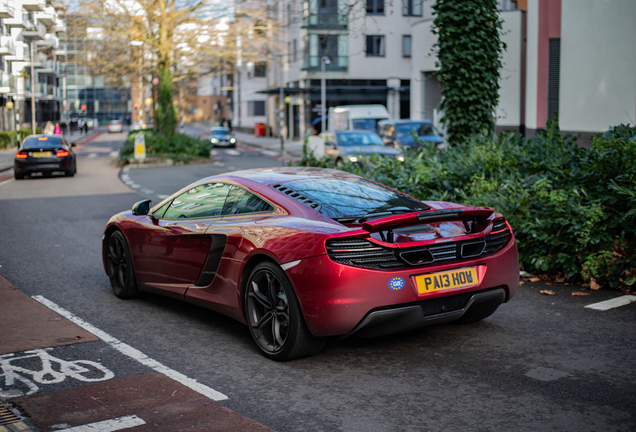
[378,120,444,149]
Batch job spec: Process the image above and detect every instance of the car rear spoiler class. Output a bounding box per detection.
[362,208,495,242]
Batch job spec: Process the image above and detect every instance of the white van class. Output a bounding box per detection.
[328,105,390,132]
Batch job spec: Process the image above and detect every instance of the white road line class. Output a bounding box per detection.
[88,153,98,158]
[0,178,15,187]
[110,151,119,157]
[585,295,636,311]
[225,150,241,156]
[158,194,169,199]
[141,189,153,194]
[261,150,279,156]
[59,415,145,431]
[31,296,228,401]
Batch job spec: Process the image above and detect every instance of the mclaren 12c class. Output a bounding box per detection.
[102,167,519,360]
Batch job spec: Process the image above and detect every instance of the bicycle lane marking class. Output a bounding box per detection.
[31,295,228,401]
[0,349,115,398]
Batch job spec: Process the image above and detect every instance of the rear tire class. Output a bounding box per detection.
[14,171,24,180]
[105,231,141,299]
[245,262,326,361]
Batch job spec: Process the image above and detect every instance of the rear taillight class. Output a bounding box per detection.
[16,151,28,159]
[56,149,69,157]
[108,125,111,129]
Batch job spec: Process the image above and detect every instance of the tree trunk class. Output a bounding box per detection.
[156,63,176,135]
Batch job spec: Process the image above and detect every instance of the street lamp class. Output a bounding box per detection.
[129,41,143,124]
[320,56,330,134]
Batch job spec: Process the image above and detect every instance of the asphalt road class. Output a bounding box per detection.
[0,131,635,431]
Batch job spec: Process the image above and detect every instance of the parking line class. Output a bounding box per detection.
[0,178,15,187]
[32,295,229,401]
[59,415,145,432]
[585,295,636,311]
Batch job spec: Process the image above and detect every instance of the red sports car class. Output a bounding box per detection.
[102,167,518,361]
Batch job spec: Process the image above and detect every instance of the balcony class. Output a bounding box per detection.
[302,56,348,72]
[35,6,56,26]
[24,21,47,40]
[0,0,14,18]
[303,0,347,30]
[0,73,16,94]
[22,0,46,12]
[302,14,347,30]
[0,36,16,56]
[5,13,27,28]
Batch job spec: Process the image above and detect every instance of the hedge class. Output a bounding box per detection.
[119,130,212,164]
[0,128,43,148]
[296,122,636,291]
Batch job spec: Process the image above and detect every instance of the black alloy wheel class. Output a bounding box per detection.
[106,231,141,299]
[245,262,326,361]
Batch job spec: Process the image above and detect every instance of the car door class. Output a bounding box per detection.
[185,185,276,311]
[130,182,232,298]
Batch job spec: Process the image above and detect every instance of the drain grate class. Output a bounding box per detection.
[0,404,33,431]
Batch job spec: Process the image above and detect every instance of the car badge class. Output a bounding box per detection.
[388,277,405,291]
[435,238,453,243]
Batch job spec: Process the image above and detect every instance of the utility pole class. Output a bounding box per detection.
[30,41,36,134]
[320,56,330,134]
[279,0,285,154]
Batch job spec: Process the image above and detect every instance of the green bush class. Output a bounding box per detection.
[295,122,636,290]
[119,130,212,164]
[0,128,43,148]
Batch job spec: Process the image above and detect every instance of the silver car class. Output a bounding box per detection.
[320,130,404,165]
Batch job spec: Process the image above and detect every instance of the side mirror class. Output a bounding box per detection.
[70,143,76,147]
[132,199,152,216]
[325,141,336,148]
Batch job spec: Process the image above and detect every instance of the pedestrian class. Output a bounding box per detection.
[43,121,54,135]
[219,118,225,127]
[54,123,62,135]
[83,121,88,134]
[227,118,232,132]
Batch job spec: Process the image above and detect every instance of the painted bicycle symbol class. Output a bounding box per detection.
[0,348,115,398]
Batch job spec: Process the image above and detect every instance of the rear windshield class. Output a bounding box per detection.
[281,178,428,219]
[396,123,438,138]
[351,118,383,131]
[211,129,229,135]
[110,120,121,125]
[21,137,65,148]
[335,132,383,147]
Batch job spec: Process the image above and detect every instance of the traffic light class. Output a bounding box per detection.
[134,102,139,109]
[81,105,87,110]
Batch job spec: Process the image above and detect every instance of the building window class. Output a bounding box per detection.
[402,35,412,57]
[547,38,560,122]
[366,0,384,15]
[254,62,267,78]
[402,0,422,16]
[366,35,385,57]
[249,100,266,116]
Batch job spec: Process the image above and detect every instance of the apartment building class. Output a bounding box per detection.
[409,0,635,141]
[234,0,430,138]
[0,0,67,132]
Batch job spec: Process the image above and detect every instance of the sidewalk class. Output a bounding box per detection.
[0,129,103,174]
[0,275,274,431]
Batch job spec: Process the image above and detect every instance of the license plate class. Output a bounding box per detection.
[414,267,479,294]
[32,151,51,158]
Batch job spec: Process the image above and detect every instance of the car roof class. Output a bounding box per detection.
[378,119,433,125]
[200,167,361,187]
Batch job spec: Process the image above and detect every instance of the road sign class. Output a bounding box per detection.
[134,133,146,161]
[6,101,13,109]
